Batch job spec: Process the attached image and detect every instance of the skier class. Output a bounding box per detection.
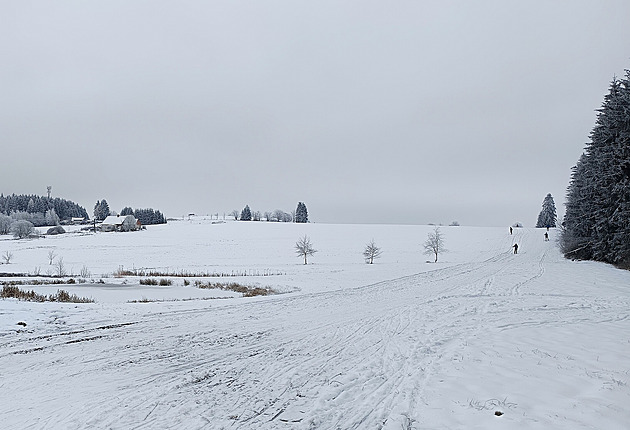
[512,243,518,254]
[509,226,513,235]
[544,232,549,241]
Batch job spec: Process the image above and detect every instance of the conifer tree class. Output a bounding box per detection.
[295,202,308,223]
[94,199,110,220]
[561,71,630,267]
[121,207,134,216]
[536,193,557,228]
[240,205,252,221]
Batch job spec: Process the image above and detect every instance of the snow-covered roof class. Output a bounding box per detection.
[102,215,135,225]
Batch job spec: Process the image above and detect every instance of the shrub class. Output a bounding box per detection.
[0,285,93,303]
[195,281,275,297]
[11,220,35,239]
[139,278,158,285]
[51,289,93,303]
[46,226,66,235]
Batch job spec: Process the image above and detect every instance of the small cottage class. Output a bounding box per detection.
[101,215,138,232]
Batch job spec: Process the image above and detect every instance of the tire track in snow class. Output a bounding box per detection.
[0,230,568,429]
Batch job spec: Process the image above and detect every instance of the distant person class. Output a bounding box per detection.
[544,232,549,241]
[509,226,513,235]
[512,243,518,254]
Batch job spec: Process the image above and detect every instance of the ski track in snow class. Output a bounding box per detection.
[1,227,629,429]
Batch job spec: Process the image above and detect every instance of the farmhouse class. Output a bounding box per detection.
[101,214,138,232]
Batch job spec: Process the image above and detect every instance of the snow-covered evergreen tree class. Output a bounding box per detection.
[536,193,557,228]
[120,207,134,216]
[94,199,110,221]
[133,208,167,225]
[561,71,630,268]
[295,202,308,223]
[240,205,252,221]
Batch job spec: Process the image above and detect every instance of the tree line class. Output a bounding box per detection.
[560,69,630,269]
[94,199,167,225]
[0,194,89,221]
[233,202,309,223]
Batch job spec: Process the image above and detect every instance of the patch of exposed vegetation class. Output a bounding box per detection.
[139,278,173,286]
[128,296,231,303]
[2,278,80,286]
[194,281,277,297]
[115,268,284,278]
[1,285,94,303]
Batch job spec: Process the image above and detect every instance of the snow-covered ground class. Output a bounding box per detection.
[1,219,629,429]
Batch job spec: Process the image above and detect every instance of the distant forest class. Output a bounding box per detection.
[0,194,89,221]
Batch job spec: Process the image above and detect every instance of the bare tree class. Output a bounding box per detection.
[363,239,383,264]
[2,250,14,264]
[272,209,292,222]
[122,216,137,232]
[423,227,447,263]
[295,235,317,265]
[229,210,239,220]
[55,257,67,277]
[80,265,91,278]
[47,249,57,265]
[272,209,284,222]
[264,211,272,222]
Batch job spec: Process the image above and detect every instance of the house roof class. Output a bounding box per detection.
[102,215,135,225]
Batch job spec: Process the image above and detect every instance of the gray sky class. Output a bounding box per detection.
[2,1,630,226]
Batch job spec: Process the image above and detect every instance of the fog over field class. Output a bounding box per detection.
[3,1,630,225]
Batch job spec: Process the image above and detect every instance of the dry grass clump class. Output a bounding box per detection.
[139,278,172,286]
[1,285,94,303]
[117,268,284,278]
[2,278,79,286]
[194,281,276,297]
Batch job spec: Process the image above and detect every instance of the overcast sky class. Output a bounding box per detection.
[2,1,630,226]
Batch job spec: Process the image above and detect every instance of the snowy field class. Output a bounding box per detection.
[1,219,629,429]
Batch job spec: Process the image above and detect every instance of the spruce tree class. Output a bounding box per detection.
[94,199,110,220]
[561,71,630,267]
[295,202,308,223]
[99,199,110,220]
[240,205,252,221]
[536,193,557,228]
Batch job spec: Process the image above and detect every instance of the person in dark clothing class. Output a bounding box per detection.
[509,226,513,235]
[512,243,518,254]
[544,232,549,241]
